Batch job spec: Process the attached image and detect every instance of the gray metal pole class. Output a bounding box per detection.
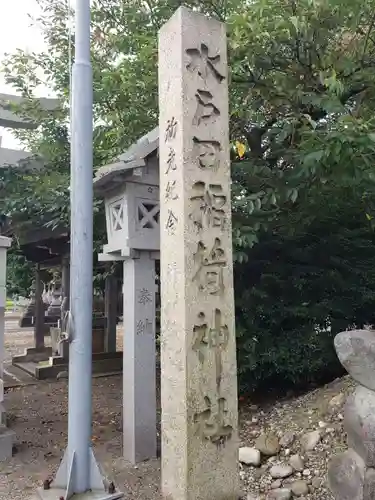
[34,0,123,498]
[67,0,93,491]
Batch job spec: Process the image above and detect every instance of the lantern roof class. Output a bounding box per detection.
[93,127,159,195]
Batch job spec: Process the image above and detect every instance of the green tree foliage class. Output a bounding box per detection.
[3,0,375,392]
[4,0,375,228]
[235,186,375,392]
[6,251,34,297]
[227,0,375,391]
[229,0,375,252]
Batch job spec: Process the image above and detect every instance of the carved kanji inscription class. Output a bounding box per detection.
[165,117,178,142]
[159,9,238,489]
[193,90,220,125]
[166,209,178,235]
[165,180,178,201]
[166,148,177,174]
[186,43,225,83]
[193,137,221,170]
[194,396,233,445]
[193,308,229,388]
[189,181,227,231]
[136,318,153,335]
[138,288,152,305]
[193,237,226,295]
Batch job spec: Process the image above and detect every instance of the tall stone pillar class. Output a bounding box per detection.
[34,264,45,350]
[122,251,157,463]
[0,236,10,423]
[159,7,239,500]
[0,236,15,459]
[104,269,117,353]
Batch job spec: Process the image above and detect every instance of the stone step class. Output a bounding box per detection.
[4,319,32,332]
[2,363,36,388]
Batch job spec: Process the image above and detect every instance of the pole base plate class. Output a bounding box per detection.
[33,487,124,499]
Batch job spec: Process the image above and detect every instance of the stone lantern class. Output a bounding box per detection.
[94,127,160,464]
[95,128,160,259]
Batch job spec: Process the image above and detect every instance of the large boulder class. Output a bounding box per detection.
[328,449,365,500]
[345,386,375,466]
[334,330,375,391]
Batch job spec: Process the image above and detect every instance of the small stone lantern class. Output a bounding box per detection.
[93,127,160,464]
[94,127,160,259]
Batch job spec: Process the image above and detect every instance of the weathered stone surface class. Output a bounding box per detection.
[329,392,346,412]
[122,253,157,463]
[300,430,321,451]
[269,464,293,479]
[280,431,295,448]
[159,7,238,500]
[328,449,365,500]
[291,480,309,497]
[311,476,322,489]
[247,494,260,500]
[271,479,282,489]
[364,468,375,500]
[266,488,291,500]
[334,330,375,391]
[239,447,261,466]
[253,465,268,480]
[289,454,304,472]
[255,433,280,456]
[345,386,375,466]
[0,426,15,461]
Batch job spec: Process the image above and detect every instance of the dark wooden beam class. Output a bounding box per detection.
[18,225,68,246]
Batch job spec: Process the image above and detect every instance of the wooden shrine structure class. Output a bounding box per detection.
[1,94,121,378]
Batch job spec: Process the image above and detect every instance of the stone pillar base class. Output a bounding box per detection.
[122,253,157,464]
[12,347,52,364]
[33,490,123,500]
[0,425,15,461]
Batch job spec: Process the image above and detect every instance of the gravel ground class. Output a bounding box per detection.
[239,376,353,499]
[0,317,352,499]
[2,324,40,364]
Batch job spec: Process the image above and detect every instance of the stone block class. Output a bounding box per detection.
[159,6,238,500]
[335,330,375,391]
[345,386,375,466]
[12,347,52,364]
[122,253,157,463]
[328,449,365,500]
[0,425,15,461]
